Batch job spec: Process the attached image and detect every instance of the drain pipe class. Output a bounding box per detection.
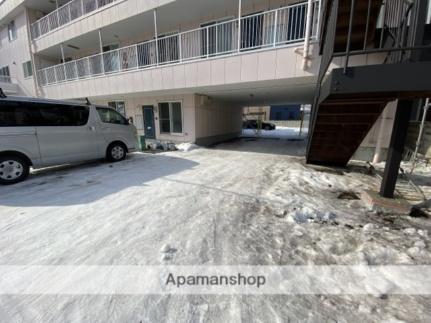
[411,98,430,173]
[302,0,314,70]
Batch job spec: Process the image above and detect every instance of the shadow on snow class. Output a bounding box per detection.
[0,153,198,207]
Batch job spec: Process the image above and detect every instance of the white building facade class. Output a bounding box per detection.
[1,0,423,159]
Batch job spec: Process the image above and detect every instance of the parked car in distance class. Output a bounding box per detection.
[243,120,276,130]
[0,95,138,184]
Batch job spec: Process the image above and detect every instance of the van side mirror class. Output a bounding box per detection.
[128,117,134,125]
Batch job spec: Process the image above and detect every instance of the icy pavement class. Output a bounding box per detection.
[0,138,430,322]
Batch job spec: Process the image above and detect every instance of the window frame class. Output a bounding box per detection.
[0,66,10,77]
[7,20,17,42]
[22,61,33,78]
[0,66,11,83]
[158,101,183,135]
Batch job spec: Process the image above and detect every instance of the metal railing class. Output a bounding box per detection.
[31,0,118,40]
[36,1,320,87]
[0,75,12,83]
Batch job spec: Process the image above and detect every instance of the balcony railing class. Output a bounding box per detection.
[31,0,119,40]
[37,1,320,87]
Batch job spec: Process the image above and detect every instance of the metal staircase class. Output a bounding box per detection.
[307,0,431,167]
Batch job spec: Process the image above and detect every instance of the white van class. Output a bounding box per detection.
[0,95,138,184]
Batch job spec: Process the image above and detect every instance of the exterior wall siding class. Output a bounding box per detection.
[0,8,36,96]
[194,94,243,146]
[94,93,196,144]
[354,101,397,162]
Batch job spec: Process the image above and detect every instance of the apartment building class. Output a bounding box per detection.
[0,0,429,161]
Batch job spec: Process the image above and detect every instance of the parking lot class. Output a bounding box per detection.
[0,138,430,322]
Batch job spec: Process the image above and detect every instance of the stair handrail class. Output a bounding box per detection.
[307,0,339,159]
[381,0,415,63]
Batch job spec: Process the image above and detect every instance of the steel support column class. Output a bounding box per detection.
[379,0,428,198]
[379,100,412,198]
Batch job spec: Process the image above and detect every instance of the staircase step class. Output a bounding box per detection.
[315,114,381,124]
[307,94,388,166]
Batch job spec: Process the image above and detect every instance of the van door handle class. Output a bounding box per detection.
[89,126,96,131]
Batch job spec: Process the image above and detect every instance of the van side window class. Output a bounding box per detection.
[0,101,41,126]
[0,101,89,127]
[96,107,128,125]
[38,104,89,126]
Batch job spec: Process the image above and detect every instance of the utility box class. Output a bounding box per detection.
[139,135,146,151]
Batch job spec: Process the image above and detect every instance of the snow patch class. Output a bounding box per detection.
[160,244,172,253]
[176,143,200,152]
[418,229,428,238]
[414,240,426,249]
[403,228,417,235]
[358,304,374,314]
[363,223,377,232]
[287,207,336,224]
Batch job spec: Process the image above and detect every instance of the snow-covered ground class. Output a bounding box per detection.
[0,138,430,322]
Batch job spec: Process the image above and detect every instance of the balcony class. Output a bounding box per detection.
[30,0,120,40]
[36,1,320,88]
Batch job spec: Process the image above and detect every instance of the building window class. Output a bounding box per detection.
[8,21,17,41]
[0,66,10,83]
[158,102,182,134]
[108,101,126,116]
[22,61,33,78]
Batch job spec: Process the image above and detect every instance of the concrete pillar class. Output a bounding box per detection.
[373,104,391,163]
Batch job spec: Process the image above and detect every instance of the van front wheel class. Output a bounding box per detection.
[0,156,30,185]
[107,143,127,162]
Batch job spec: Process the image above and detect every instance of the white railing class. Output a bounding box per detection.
[37,1,320,87]
[31,0,117,40]
[0,75,12,83]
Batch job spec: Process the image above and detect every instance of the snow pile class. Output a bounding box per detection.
[176,142,200,152]
[286,206,336,224]
[242,126,307,140]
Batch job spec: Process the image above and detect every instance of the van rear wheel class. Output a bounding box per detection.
[0,156,30,185]
[107,143,127,162]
